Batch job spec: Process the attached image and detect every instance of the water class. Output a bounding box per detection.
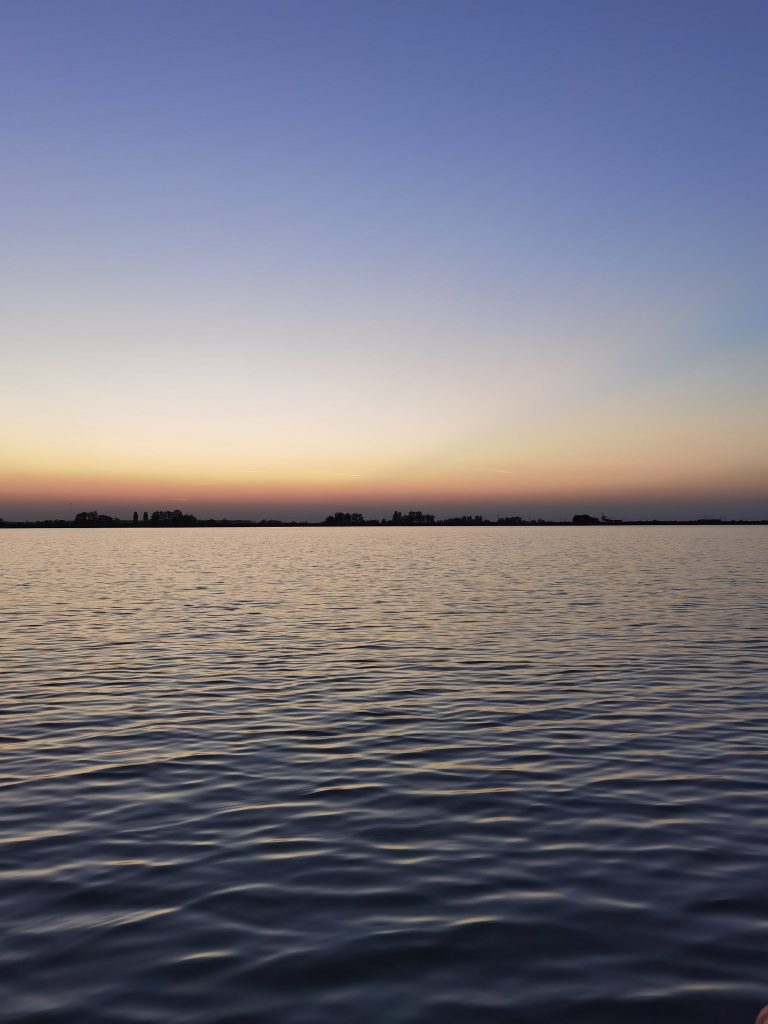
[1,526,767,1023]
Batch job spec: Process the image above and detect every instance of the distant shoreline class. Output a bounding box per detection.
[2,519,766,529]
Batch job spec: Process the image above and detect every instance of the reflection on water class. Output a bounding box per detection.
[1,526,767,1023]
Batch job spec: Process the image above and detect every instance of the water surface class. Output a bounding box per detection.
[1,526,767,1023]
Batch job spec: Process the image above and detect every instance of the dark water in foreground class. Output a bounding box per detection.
[1,526,767,1024]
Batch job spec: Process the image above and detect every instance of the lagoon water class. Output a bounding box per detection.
[1,526,767,1023]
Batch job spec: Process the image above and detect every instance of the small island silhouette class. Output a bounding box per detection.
[1,509,765,528]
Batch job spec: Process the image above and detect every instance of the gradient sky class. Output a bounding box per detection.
[2,0,766,520]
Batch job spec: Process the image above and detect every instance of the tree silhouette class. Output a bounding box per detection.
[149,509,198,524]
[325,512,365,525]
[74,511,115,524]
[388,510,435,524]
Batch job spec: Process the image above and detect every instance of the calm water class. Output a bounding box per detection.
[1,526,767,1024]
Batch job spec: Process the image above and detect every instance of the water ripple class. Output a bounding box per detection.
[1,526,767,1023]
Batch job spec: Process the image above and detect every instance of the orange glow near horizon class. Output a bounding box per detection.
[4,427,766,519]
[4,262,766,521]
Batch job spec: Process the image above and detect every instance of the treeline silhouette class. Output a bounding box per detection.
[147,510,197,524]
[324,510,436,525]
[391,510,435,524]
[74,511,118,524]
[73,509,198,526]
[59,508,526,527]
[2,510,765,529]
[325,512,367,524]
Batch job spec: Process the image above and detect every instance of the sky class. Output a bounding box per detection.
[2,0,766,521]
